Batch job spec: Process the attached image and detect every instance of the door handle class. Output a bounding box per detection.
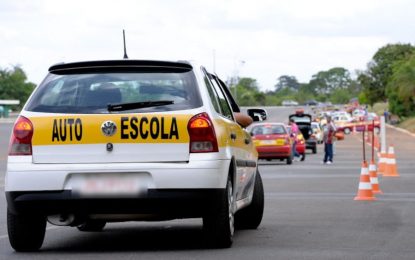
[230,133,237,140]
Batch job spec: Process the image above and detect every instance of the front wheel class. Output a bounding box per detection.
[235,170,264,229]
[7,209,46,252]
[286,155,293,165]
[203,176,234,248]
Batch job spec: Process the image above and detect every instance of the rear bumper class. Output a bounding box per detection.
[256,145,291,159]
[296,144,306,154]
[5,157,231,191]
[6,189,223,218]
[306,139,317,149]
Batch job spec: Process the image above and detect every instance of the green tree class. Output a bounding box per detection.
[229,77,264,106]
[386,53,415,117]
[309,67,353,95]
[0,66,35,109]
[274,75,300,93]
[358,43,415,105]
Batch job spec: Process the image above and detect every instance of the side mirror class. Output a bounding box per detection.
[247,108,267,122]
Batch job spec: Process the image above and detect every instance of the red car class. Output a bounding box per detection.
[354,113,380,133]
[248,123,293,164]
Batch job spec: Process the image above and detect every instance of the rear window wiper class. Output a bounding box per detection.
[107,100,174,112]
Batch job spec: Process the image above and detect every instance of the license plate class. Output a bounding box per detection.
[276,139,285,146]
[260,140,276,145]
[75,174,146,197]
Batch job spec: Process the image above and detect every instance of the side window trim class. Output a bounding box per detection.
[201,67,223,115]
[215,77,240,113]
[207,73,234,120]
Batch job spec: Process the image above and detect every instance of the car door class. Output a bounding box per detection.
[207,74,257,201]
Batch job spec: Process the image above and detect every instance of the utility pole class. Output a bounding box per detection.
[233,60,245,102]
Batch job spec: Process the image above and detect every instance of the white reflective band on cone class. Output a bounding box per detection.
[361,168,369,175]
[389,158,396,164]
[358,182,372,190]
[369,164,377,171]
[388,147,395,154]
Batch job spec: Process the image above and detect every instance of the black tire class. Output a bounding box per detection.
[312,146,317,154]
[235,170,264,229]
[286,155,293,165]
[7,209,46,252]
[77,220,106,232]
[203,176,234,248]
[301,153,306,161]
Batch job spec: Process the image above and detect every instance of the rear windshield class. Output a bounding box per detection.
[290,115,311,124]
[251,124,286,136]
[25,71,202,113]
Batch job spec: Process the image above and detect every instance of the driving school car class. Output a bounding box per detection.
[5,60,266,251]
[248,122,293,164]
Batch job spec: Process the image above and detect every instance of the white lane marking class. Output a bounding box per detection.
[0,225,62,240]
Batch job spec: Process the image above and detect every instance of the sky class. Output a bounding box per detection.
[1,0,414,91]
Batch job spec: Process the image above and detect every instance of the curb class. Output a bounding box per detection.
[386,124,415,138]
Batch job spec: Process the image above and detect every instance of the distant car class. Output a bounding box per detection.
[248,123,293,164]
[311,122,323,144]
[289,112,317,154]
[304,100,318,106]
[354,113,380,133]
[352,109,366,120]
[332,114,355,135]
[282,100,299,106]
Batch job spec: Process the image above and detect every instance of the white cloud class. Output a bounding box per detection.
[0,0,414,91]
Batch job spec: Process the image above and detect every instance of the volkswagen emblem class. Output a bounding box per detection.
[101,121,117,137]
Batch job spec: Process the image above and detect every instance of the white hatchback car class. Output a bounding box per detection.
[5,60,266,251]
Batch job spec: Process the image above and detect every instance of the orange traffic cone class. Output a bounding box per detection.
[383,145,399,177]
[354,161,376,201]
[374,134,380,151]
[377,152,387,175]
[369,159,382,194]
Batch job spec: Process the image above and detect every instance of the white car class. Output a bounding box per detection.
[282,100,299,106]
[5,60,265,251]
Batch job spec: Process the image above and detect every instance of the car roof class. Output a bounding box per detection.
[49,60,193,73]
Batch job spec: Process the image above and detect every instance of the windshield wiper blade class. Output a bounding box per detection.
[107,100,174,112]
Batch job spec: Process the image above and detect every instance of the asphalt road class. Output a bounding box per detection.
[1,107,415,259]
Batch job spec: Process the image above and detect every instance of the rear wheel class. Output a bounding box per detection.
[77,220,106,232]
[286,155,293,164]
[7,209,46,252]
[235,170,264,229]
[203,176,234,248]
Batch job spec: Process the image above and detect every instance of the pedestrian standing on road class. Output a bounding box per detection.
[289,118,301,161]
[384,109,389,123]
[323,116,336,164]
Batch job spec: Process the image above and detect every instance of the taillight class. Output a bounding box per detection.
[187,112,218,153]
[9,116,33,155]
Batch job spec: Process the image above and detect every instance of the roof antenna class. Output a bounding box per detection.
[123,29,128,59]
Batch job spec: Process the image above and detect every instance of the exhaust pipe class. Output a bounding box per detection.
[47,214,75,226]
